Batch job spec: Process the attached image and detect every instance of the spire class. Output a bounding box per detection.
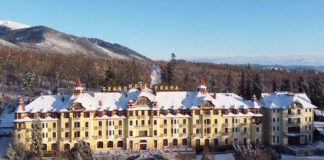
[200,75,206,86]
[74,76,83,96]
[17,98,25,113]
[76,76,81,88]
[197,74,207,94]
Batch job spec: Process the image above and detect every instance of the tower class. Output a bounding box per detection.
[197,75,207,94]
[74,76,83,96]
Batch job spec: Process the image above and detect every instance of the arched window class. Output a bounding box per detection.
[173,139,178,146]
[42,144,47,151]
[51,143,57,151]
[107,141,113,148]
[205,139,209,146]
[163,139,168,146]
[117,141,123,148]
[97,142,103,148]
[214,139,218,146]
[196,139,200,146]
[182,139,188,146]
[135,97,152,107]
[129,141,133,150]
[64,144,70,151]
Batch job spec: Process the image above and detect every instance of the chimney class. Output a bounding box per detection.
[92,92,95,97]
[61,93,65,102]
[40,92,43,96]
[252,94,257,102]
[18,98,25,112]
[213,92,217,99]
[154,88,158,96]
[99,100,102,106]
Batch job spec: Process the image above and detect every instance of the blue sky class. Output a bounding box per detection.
[0,0,324,60]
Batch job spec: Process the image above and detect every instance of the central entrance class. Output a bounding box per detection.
[140,140,147,150]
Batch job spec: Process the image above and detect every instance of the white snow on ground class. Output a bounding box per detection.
[194,153,234,160]
[281,155,324,160]
[0,20,29,30]
[150,65,162,85]
[0,137,9,158]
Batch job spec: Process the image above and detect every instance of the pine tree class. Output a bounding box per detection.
[297,76,309,93]
[272,79,279,92]
[252,73,263,100]
[129,60,141,83]
[103,64,117,87]
[309,76,324,109]
[23,66,37,97]
[281,79,295,92]
[210,74,218,93]
[162,53,177,85]
[246,78,253,100]
[3,51,16,84]
[224,72,235,93]
[238,72,247,99]
[31,119,43,158]
[66,141,93,160]
[6,142,26,160]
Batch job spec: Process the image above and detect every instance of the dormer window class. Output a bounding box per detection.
[202,101,214,108]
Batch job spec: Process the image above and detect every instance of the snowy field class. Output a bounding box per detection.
[282,155,324,160]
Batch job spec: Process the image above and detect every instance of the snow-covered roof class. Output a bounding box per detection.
[261,92,317,109]
[19,88,264,113]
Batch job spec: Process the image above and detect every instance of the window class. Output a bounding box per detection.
[130,121,133,126]
[99,131,102,137]
[154,120,157,125]
[85,132,88,138]
[244,118,247,124]
[141,120,145,125]
[65,123,69,128]
[272,136,275,143]
[273,118,275,122]
[53,132,56,138]
[297,109,301,115]
[129,131,133,136]
[183,119,186,124]
[195,110,200,115]
[288,109,291,115]
[182,139,188,145]
[65,132,69,138]
[277,126,280,131]
[196,129,200,134]
[108,141,113,148]
[119,130,122,135]
[148,120,151,125]
[256,127,259,132]
[64,113,69,118]
[225,128,228,133]
[136,120,138,126]
[277,118,279,122]
[74,122,80,128]
[273,126,275,131]
[163,139,168,146]
[196,120,200,124]
[225,119,228,124]
[74,131,80,138]
[53,123,56,128]
[154,130,157,136]
[213,110,218,115]
[164,129,167,134]
[225,139,228,145]
[214,119,217,124]
[99,121,102,127]
[154,111,158,116]
[309,117,311,122]
[277,136,279,143]
[164,120,167,125]
[119,120,122,126]
[183,128,186,134]
[214,128,218,133]
[129,111,133,116]
[85,122,89,128]
[244,127,247,133]
[84,112,90,118]
[173,139,178,146]
[142,110,145,115]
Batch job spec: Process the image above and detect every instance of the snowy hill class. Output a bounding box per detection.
[0,20,29,31]
[0,21,150,61]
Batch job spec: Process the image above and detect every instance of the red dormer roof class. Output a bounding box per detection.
[76,76,81,88]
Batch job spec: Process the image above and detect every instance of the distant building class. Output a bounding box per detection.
[13,76,315,152]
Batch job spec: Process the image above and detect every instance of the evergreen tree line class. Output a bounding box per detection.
[0,48,324,109]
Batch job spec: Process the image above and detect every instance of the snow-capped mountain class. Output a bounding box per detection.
[0,21,150,61]
[0,20,29,31]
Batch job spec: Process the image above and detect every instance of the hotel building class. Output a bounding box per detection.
[13,76,314,152]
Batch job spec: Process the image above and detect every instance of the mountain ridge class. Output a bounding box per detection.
[0,22,150,61]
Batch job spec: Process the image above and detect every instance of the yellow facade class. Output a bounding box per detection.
[14,103,262,152]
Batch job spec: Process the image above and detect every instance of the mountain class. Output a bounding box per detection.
[0,21,150,61]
